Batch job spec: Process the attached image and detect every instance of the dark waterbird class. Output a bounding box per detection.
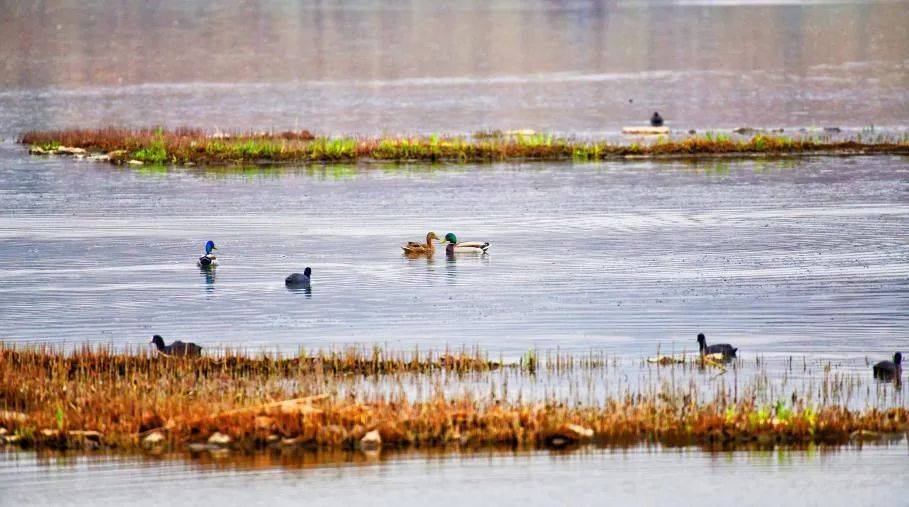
[650,112,664,127]
[285,267,311,286]
[150,335,202,357]
[872,352,902,380]
[697,333,737,359]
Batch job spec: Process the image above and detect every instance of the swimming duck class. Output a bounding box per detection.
[150,335,202,357]
[650,112,664,127]
[285,267,312,286]
[872,352,902,380]
[198,240,218,267]
[443,233,490,255]
[697,333,737,359]
[402,232,440,255]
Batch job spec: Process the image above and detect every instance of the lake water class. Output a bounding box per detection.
[2,0,908,503]
[3,444,908,507]
[1,146,906,359]
[1,0,908,138]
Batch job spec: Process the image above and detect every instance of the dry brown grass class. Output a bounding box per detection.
[1,345,905,454]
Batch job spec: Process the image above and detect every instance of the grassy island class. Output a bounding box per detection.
[18,127,909,166]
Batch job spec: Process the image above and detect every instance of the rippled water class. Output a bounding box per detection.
[1,0,908,137]
[2,444,908,506]
[1,145,906,358]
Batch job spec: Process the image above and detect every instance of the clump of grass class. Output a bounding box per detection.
[18,127,909,167]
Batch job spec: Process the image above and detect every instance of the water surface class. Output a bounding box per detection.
[2,444,907,506]
[1,0,908,137]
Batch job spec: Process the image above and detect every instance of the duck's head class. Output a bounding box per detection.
[304,267,312,277]
[444,233,458,244]
[205,240,217,254]
[696,333,706,346]
[426,232,439,242]
[895,352,903,365]
[150,335,165,349]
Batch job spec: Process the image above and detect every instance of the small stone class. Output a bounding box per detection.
[56,146,87,155]
[207,432,232,446]
[0,427,7,436]
[850,429,880,442]
[360,429,382,450]
[266,434,280,444]
[40,429,60,438]
[87,154,110,162]
[563,424,594,439]
[127,159,144,165]
[29,146,48,155]
[187,442,207,452]
[544,423,594,448]
[68,430,102,442]
[280,437,299,447]
[142,431,165,448]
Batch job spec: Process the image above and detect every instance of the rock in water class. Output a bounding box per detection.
[360,429,382,450]
[207,432,232,446]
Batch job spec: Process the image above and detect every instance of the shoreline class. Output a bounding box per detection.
[18,127,909,167]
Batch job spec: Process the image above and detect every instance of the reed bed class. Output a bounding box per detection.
[18,128,909,166]
[0,345,905,455]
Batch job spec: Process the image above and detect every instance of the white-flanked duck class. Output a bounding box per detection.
[697,333,737,360]
[285,267,312,287]
[198,240,218,267]
[443,233,490,255]
[873,352,902,381]
[150,335,202,357]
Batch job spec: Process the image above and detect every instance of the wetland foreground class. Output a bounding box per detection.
[1,345,905,457]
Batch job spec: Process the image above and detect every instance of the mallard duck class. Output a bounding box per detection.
[873,352,902,380]
[285,267,311,286]
[402,232,440,255]
[198,240,218,267]
[697,333,737,359]
[443,233,490,254]
[150,335,202,357]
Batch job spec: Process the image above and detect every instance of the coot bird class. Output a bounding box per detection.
[872,352,902,380]
[650,112,664,127]
[151,335,202,357]
[285,267,312,286]
[198,240,218,267]
[697,333,737,359]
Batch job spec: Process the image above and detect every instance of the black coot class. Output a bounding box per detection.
[151,335,202,357]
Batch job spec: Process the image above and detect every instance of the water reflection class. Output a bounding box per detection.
[4,442,908,506]
[285,284,312,299]
[199,266,216,292]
